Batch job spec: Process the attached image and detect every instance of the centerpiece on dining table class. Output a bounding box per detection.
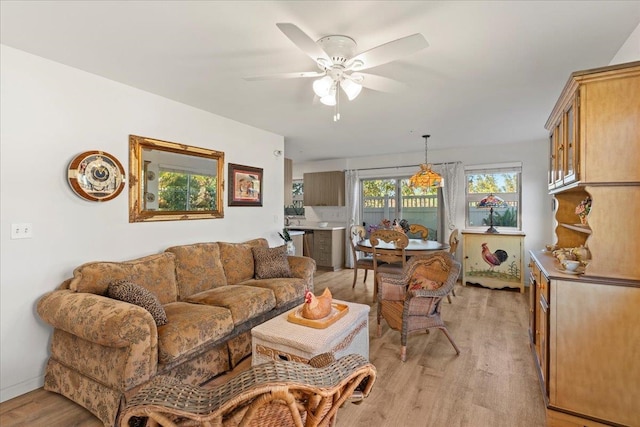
[366,218,409,234]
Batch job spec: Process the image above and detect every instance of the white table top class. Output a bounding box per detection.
[357,238,449,254]
[251,299,369,354]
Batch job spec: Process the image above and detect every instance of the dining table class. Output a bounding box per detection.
[356,238,449,256]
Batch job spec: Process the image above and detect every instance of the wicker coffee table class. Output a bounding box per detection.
[251,299,370,365]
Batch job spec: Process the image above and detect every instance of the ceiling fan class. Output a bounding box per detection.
[244,23,428,121]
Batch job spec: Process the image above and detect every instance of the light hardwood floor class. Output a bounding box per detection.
[0,268,547,427]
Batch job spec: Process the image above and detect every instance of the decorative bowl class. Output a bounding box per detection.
[318,222,329,228]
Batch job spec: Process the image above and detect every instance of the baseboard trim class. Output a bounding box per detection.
[0,375,44,403]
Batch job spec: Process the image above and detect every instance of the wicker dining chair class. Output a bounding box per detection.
[119,353,376,427]
[377,252,461,362]
[370,229,409,302]
[446,228,460,303]
[349,225,374,289]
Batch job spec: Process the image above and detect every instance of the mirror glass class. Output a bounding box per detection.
[129,135,224,222]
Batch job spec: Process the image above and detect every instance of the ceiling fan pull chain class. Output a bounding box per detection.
[334,81,341,121]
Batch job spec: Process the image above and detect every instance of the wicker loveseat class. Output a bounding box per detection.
[37,238,316,426]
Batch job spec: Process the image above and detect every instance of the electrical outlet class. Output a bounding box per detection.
[11,223,33,239]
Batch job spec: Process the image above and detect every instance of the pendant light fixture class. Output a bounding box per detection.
[409,135,443,188]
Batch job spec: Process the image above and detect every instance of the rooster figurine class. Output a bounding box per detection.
[481,243,509,270]
[301,288,333,320]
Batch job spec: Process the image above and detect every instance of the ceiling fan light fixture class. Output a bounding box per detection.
[312,76,333,97]
[341,78,362,101]
[320,89,337,106]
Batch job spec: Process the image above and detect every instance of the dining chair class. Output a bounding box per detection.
[408,224,430,240]
[377,252,461,361]
[370,229,409,302]
[349,225,375,289]
[446,228,460,302]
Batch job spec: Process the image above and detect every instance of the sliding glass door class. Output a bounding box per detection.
[361,177,440,240]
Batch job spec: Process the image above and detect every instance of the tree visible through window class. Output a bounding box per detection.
[465,165,521,230]
[158,170,217,211]
[361,177,440,240]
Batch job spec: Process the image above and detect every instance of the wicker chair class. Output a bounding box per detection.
[119,353,376,427]
[370,229,409,302]
[446,228,460,303]
[377,252,461,362]
[349,225,374,289]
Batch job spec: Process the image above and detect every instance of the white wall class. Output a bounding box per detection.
[0,45,286,401]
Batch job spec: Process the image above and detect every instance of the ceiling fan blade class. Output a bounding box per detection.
[276,23,331,64]
[351,73,407,93]
[244,71,324,81]
[349,33,428,71]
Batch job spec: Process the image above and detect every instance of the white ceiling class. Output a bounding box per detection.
[1,1,638,162]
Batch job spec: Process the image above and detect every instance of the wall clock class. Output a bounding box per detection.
[67,150,125,202]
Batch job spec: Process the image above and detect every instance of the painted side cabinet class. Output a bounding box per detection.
[462,230,525,293]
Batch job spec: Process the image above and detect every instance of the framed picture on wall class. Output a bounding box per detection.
[228,163,263,207]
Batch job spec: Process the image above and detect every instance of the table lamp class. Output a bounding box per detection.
[478,194,508,233]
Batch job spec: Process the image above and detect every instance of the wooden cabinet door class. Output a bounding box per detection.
[462,232,525,292]
[562,97,578,185]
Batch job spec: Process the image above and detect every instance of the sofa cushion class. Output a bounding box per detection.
[107,280,168,326]
[252,245,293,279]
[183,285,276,326]
[68,253,178,304]
[157,302,233,365]
[165,243,228,298]
[219,239,268,285]
[240,277,306,308]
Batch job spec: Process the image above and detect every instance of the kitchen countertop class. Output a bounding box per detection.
[286,225,346,231]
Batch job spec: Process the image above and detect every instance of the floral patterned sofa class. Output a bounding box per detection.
[36,238,315,426]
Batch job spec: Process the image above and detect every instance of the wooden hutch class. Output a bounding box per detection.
[528,61,640,427]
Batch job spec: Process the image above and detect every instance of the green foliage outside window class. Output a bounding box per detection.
[158,171,217,211]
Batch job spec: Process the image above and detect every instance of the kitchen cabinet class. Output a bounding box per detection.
[531,61,640,427]
[529,252,640,427]
[528,258,549,395]
[461,230,525,293]
[546,61,640,191]
[313,229,345,271]
[303,171,345,206]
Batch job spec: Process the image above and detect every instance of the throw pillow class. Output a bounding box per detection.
[107,280,168,326]
[408,274,443,291]
[252,245,293,279]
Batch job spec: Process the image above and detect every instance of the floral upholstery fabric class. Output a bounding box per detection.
[165,243,228,298]
[156,343,230,385]
[44,358,123,427]
[218,239,268,285]
[408,258,450,291]
[184,285,276,325]
[68,252,178,304]
[37,289,158,359]
[227,331,252,368]
[288,256,316,292]
[240,277,306,308]
[158,302,234,364]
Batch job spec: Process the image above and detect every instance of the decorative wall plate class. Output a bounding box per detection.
[67,150,125,202]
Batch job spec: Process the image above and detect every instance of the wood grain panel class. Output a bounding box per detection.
[585,186,640,280]
[582,73,640,184]
[551,280,640,426]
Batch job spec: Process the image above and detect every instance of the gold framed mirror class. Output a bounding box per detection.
[129,135,224,222]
